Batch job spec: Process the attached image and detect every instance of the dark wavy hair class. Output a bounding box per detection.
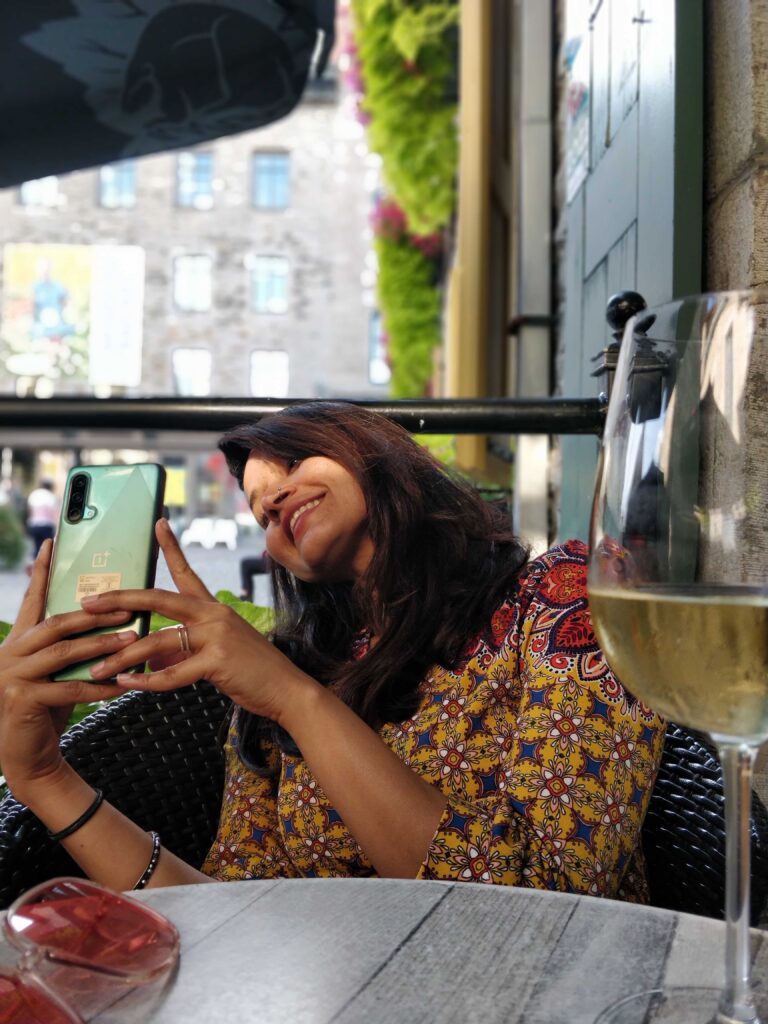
[219,402,530,769]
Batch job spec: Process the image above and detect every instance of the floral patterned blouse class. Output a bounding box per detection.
[202,540,665,900]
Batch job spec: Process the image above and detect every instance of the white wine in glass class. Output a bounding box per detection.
[589,289,768,1024]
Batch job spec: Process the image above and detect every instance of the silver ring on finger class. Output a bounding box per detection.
[176,623,192,654]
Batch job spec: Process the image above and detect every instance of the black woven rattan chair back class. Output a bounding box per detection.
[642,722,768,924]
[2,693,768,920]
[0,681,230,908]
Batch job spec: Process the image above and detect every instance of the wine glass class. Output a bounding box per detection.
[588,289,768,1024]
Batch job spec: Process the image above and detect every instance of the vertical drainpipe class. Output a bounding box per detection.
[511,0,553,554]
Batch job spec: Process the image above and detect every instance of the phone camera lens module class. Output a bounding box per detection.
[67,474,89,522]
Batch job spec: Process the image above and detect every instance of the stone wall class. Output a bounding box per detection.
[704,0,768,291]
[704,0,768,799]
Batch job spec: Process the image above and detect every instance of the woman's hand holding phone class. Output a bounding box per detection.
[0,539,135,802]
[86,520,318,728]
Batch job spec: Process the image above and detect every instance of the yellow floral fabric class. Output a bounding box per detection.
[202,541,665,898]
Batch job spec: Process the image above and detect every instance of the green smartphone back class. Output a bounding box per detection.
[45,463,166,681]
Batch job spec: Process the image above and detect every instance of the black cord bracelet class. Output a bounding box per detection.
[133,831,162,891]
[46,789,104,841]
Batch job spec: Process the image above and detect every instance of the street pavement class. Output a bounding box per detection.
[0,543,273,626]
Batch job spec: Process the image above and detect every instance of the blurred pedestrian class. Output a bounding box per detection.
[238,525,270,600]
[26,480,58,557]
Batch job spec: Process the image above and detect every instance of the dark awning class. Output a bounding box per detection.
[0,0,335,188]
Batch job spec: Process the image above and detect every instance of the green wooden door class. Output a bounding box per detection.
[559,0,702,541]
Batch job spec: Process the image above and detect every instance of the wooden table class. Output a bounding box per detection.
[5,878,768,1023]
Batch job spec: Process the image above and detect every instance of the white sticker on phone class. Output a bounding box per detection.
[75,574,123,601]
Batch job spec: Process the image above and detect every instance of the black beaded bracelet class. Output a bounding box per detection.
[46,789,104,841]
[133,831,162,891]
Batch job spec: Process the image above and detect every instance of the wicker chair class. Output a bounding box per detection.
[0,681,231,908]
[642,723,768,923]
[1,690,767,921]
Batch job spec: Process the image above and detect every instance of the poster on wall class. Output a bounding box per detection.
[0,243,144,390]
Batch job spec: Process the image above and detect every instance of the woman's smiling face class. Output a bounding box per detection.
[243,453,374,582]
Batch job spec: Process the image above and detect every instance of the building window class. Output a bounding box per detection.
[19,177,59,207]
[250,256,289,314]
[172,348,212,396]
[176,152,214,209]
[173,254,212,311]
[99,161,136,208]
[368,311,391,386]
[252,151,290,209]
[250,350,289,397]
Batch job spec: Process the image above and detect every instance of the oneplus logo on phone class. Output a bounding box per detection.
[92,551,110,568]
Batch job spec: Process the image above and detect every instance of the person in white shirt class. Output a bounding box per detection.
[26,480,59,557]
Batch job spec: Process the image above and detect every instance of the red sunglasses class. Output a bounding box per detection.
[0,877,180,1024]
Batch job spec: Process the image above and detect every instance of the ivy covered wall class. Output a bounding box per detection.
[349,0,459,397]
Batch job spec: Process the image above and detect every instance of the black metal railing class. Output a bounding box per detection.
[0,396,606,436]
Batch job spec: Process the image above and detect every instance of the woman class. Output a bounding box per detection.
[0,403,664,896]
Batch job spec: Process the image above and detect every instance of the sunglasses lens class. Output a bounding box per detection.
[5,878,179,981]
[0,971,82,1024]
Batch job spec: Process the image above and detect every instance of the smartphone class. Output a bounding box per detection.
[45,463,167,681]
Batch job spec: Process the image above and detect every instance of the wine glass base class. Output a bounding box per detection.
[594,987,762,1024]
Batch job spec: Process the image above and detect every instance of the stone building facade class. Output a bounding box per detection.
[0,87,383,404]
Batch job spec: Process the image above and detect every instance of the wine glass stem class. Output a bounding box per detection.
[716,741,760,1024]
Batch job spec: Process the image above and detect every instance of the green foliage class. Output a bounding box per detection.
[375,233,441,397]
[214,590,276,634]
[147,590,275,635]
[68,701,101,728]
[391,3,460,64]
[350,1,458,396]
[415,433,456,466]
[0,506,25,569]
[352,0,458,235]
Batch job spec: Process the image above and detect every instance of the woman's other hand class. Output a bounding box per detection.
[85,520,317,725]
[0,539,131,798]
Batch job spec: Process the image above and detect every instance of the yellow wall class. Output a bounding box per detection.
[444,0,492,473]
